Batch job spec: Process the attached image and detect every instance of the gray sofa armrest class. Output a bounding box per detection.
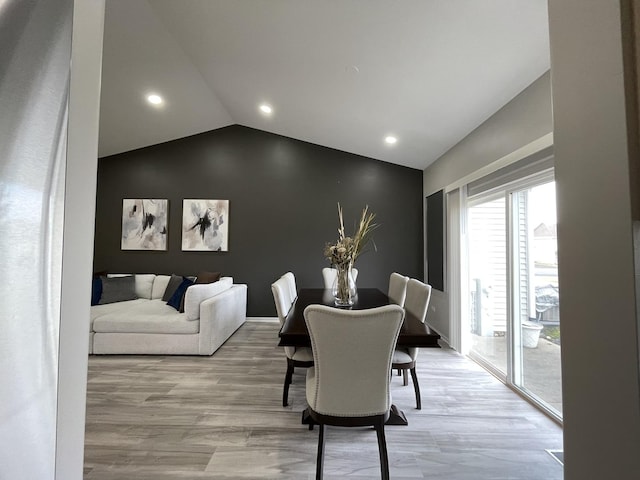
[198,284,247,355]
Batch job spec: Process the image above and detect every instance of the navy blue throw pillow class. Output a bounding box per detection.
[91,277,102,306]
[167,276,194,311]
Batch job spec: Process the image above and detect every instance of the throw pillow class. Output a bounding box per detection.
[195,271,221,284]
[162,274,184,302]
[98,275,137,305]
[167,276,195,311]
[91,277,102,306]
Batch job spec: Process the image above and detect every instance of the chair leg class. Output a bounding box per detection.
[374,421,390,480]
[316,423,325,480]
[402,368,408,386]
[397,368,401,376]
[409,367,421,410]
[283,363,294,407]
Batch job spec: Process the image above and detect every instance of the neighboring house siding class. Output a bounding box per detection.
[469,198,507,334]
[517,191,531,323]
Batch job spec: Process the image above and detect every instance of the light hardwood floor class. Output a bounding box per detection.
[84,320,563,479]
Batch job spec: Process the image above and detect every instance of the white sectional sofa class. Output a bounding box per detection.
[89,274,247,355]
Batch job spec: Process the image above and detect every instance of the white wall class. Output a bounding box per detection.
[422,72,553,341]
[56,1,105,478]
[548,1,640,477]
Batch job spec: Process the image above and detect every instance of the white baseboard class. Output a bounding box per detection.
[247,317,279,323]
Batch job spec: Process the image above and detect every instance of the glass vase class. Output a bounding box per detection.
[332,262,356,306]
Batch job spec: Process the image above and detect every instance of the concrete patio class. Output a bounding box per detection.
[471,330,563,415]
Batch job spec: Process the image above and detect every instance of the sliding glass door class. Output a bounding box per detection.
[465,175,562,419]
[512,181,561,415]
[468,195,508,375]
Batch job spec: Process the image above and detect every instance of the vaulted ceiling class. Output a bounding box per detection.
[98,0,550,170]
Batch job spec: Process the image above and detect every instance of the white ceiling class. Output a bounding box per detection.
[98,0,550,170]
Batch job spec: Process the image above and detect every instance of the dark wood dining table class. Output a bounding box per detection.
[278,288,441,425]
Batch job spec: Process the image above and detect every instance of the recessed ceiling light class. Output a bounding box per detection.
[385,135,398,145]
[146,93,163,105]
[259,104,273,115]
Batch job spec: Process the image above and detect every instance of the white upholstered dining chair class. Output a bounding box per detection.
[321,266,359,289]
[391,278,432,409]
[388,272,409,306]
[304,304,404,480]
[271,276,313,407]
[388,272,409,378]
[281,271,297,302]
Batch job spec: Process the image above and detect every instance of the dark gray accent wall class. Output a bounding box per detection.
[94,125,423,316]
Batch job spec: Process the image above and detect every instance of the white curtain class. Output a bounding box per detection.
[0,0,72,477]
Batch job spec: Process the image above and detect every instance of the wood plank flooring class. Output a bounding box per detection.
[84,320,563,479]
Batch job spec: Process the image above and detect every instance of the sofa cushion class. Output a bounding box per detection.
[90,298,148,331]
[162,274,183,301]
[167,277,195,311]
[99,276,137,304]
[195,271,221,284]
[151,275,171,299]
[106,273,156,300]
[184,277,233,320]
[134,274,155,299]
[91,298,146,319]
[92,299,199,335]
